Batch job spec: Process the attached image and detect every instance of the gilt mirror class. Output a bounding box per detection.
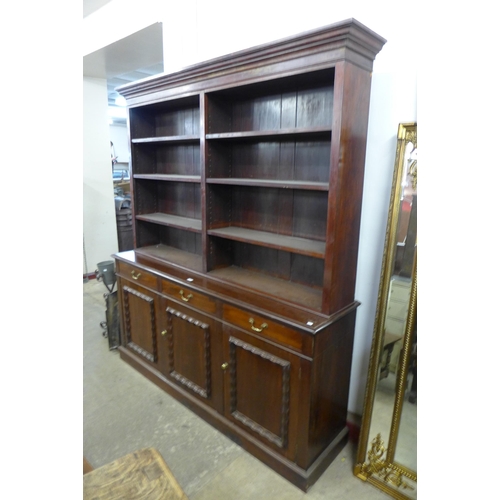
[354,123,417,499]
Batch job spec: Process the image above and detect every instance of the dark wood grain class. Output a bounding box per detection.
[132,142,200,176]
[113,19,385,492]
[129,95,199,139]
[323,61,373,313]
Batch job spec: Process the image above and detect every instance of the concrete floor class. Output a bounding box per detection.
[83,278,389,499]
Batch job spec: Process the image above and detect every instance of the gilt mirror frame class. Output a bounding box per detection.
[354,123,417,499]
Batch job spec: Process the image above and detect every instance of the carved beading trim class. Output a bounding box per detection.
[228,336,290,448]
[122,286,157,363]
[128,342,154,363]
[166,306,211,399]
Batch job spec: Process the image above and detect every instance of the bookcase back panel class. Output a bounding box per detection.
[289,253,324,288]
[228,186,327,240]
[134,180,158,214]
[206,184,232,230]
[291,190,328,241]
[133,143,201,176]
[207,69,334,134]
[293,141,331,182]
[208,237,323,289]
[207,140,331,182]
[157,183,201,220]
[230,186,291,234]
[159,226,202,255]
[135,220,160,248]
[130,95,200,139]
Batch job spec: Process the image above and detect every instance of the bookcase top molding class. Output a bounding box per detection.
[117,18,386,104]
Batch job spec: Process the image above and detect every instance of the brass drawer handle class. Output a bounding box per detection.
[221,362,229,371]
[249,318,268,333]
[161,330,167,336]
[179,290,193,302]
[131,270,141,280]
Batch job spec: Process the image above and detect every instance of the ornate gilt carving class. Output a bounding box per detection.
[361,434,416,489]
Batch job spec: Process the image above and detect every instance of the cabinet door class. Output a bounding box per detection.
[119,280,161,367]
[222,326,301,460]
[158,299,223,413]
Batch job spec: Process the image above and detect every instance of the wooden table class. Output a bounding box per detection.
[83,448,188,500]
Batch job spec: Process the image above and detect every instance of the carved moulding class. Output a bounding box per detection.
[359,434,416,492]
[166,306,211,399]
[123,286,157,363]
[228,336,290,449]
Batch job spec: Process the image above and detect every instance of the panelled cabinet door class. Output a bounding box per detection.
[158,299,224,413]
[119,280,161,367]
[222,326,301,461]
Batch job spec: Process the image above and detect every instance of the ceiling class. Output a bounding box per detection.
[83,0,113,19]
[83,1,164,125]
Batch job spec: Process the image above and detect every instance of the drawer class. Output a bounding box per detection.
[389,280,411,302]
[117,261,158,290]
[384,317,407,336]
[161,279,218,316]
[386,301,409,320]
[223,304,310,356]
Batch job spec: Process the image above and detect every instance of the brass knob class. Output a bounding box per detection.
[131,270,141,280]
[221,362,229,371]
[249,318,268,333]
[179,290,193,302]
[161,330,167,336]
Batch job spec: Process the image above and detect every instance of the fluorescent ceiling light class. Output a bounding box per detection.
[107,107,127,119]
[115,95,127,107]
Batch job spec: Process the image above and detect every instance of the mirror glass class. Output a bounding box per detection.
[355,123,417,499]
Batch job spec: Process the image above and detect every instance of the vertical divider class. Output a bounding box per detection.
[126,107,138,250]
[323,62,373,314]
[200,92,208,273]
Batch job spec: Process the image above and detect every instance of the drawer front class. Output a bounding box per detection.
[387,300,409,320]
[384,317,407,336]
[389,281,411,302]
[223,304,310,356]
[117,261,158,290]
[161,279,218,316]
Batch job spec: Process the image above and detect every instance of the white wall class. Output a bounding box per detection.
[83,77,119,273]
[109,124,130,167]
[83,0,417,416]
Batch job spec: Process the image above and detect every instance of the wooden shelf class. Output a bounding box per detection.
[132,135,200,144]
[136,213,202,232]
[135,244,203,272]
[208,226,325,258]
[208,265,323,311]
[206,178,329,191]
[134,174,201,183]
[206,127,331,141]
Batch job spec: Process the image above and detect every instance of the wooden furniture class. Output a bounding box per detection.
[114,19,385,491]
[83,448,188,500]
